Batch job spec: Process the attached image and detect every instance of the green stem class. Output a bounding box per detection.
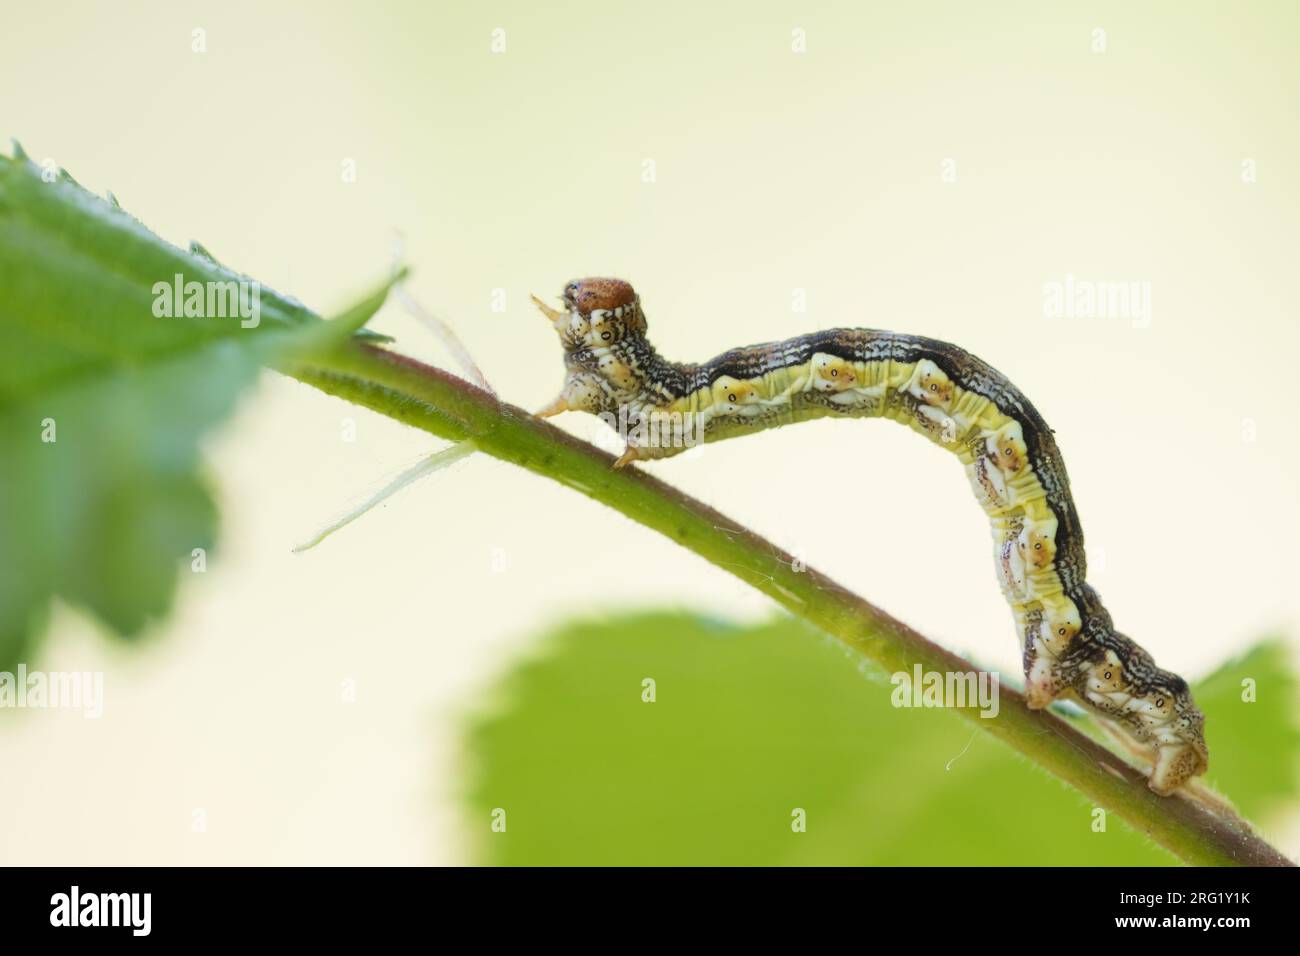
[282,341,1293,868]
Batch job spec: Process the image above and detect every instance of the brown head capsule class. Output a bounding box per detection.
[563,277,637,317]
[532,277,646,351]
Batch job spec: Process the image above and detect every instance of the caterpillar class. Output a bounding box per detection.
[533,277,1208,796]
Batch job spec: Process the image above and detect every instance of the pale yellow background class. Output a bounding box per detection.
[1,1,1297,863]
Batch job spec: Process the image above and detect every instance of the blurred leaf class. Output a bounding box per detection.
[0,147,401,667]
[463,611,1298,865]
[0,343,254,664]
[1192,641,1300,819]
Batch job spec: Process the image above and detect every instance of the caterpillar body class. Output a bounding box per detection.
[534,277,1208,795]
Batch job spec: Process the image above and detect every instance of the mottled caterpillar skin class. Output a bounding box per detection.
[534,278,1208,795]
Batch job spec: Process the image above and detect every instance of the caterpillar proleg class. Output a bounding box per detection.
[534,277,1208,795]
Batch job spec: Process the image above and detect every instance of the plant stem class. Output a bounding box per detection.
[283,341,1294,868]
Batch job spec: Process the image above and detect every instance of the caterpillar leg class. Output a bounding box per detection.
[535,396,569,418]
[1095,716,1211,797]
[1017,599,1082,709]
[1149,741,1209,796]
[613,445,641,469]
[611,438,678,468]
[1073,647,1209,795]
[1023,653,1065,710]
[1095,714,1154,763]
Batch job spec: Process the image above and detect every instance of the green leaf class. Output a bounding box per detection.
[0,343,252,663]
[1190,641,1300,819]
[0,147,402,667]
[462,611,1299,865]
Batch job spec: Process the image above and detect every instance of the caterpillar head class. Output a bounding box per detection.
[534,277,646,351]
[532,277,648,417]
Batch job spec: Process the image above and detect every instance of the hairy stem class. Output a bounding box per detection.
[282,341,1293,868]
